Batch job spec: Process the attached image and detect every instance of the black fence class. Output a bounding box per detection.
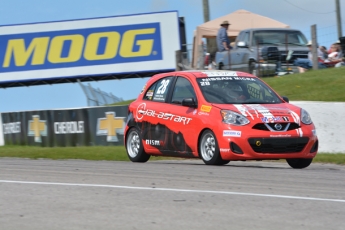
[1,105,128,147]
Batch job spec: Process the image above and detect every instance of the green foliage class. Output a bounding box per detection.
[313,153,345,165]
[0,146,128,161]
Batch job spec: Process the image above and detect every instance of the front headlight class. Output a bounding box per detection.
[221,110,250,125]
[301,108,312,125]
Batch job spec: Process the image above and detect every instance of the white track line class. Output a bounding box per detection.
[1,180,344,203]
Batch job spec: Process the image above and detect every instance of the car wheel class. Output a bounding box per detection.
[286,158,313,169]
[126,127,150,163]
[199,130,227,165]
[219,159,230,165]
[249,61,257,76]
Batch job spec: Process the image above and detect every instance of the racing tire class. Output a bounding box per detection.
[286,158,313,169]
[199,130,228,165]
[219,160,230,165]
[126,127,150,163]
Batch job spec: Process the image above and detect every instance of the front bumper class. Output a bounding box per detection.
[254,63,276,76]
[217,127,318,160]
[254,63,299,76]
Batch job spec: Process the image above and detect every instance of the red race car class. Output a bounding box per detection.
[124,70,318,169]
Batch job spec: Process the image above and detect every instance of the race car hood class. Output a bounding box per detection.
[212,103,301,124]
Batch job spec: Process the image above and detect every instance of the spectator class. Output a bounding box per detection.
[217,20,232,52]
[337,39,345,54]
[319,46,329,60]
[293,41,326,73]
[334,40,345,67]
[335,60,345,67]
[324,43,342,62]
[320,43,344,67]
[327,40,342,52]
[333,43,343,60]
[334,40,341,51]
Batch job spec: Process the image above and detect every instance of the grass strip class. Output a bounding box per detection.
[0,146,344,165]
[262,67,345,102]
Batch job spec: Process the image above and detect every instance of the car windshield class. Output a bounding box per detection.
[252,30,308,46]
[197,76,282,104]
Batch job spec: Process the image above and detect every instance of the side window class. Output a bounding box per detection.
[246,82,271,100]
[152,77,173,102]
[237,32,244,42]
[253,32,262,46]
[143,83,157,101]
[243,32,249,44]
[294,33,306,44]
[246,82,262,99]
[171,77,196,105]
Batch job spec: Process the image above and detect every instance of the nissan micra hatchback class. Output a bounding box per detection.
[124,70,318,169]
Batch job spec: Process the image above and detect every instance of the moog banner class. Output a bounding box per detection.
[1,105,128,147]
[0,11,180,85]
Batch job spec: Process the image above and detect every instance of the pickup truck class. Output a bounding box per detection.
[215,28,310,76]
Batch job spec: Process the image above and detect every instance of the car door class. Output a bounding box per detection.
[233,31,251,72]
[161,75,198,157]
[139,76,175,153]
[228,31,244,71]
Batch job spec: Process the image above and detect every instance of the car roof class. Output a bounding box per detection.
[173,70,257,78]
[147,70,257,84]
[241,28,302,32]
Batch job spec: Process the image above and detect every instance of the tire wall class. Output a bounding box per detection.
[0,105,128,147]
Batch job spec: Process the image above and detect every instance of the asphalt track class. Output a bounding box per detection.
[0,158,344,230]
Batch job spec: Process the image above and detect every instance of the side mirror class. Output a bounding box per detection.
[282,96,289,103]
[182,98,197,108]
[237,41,247,48]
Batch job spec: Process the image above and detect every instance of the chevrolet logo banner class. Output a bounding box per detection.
[1,105,128,146]
[28,115,47,143]
[96,112,125,142]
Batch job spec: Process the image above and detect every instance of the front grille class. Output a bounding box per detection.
[281,51,308,64]
[248,137,309,153]
[287,123,300,130]
[279,51,308,64]
[252,123,268,130]
[280,50,308,55]
[252,123,300,131]
[261,50,308,64]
